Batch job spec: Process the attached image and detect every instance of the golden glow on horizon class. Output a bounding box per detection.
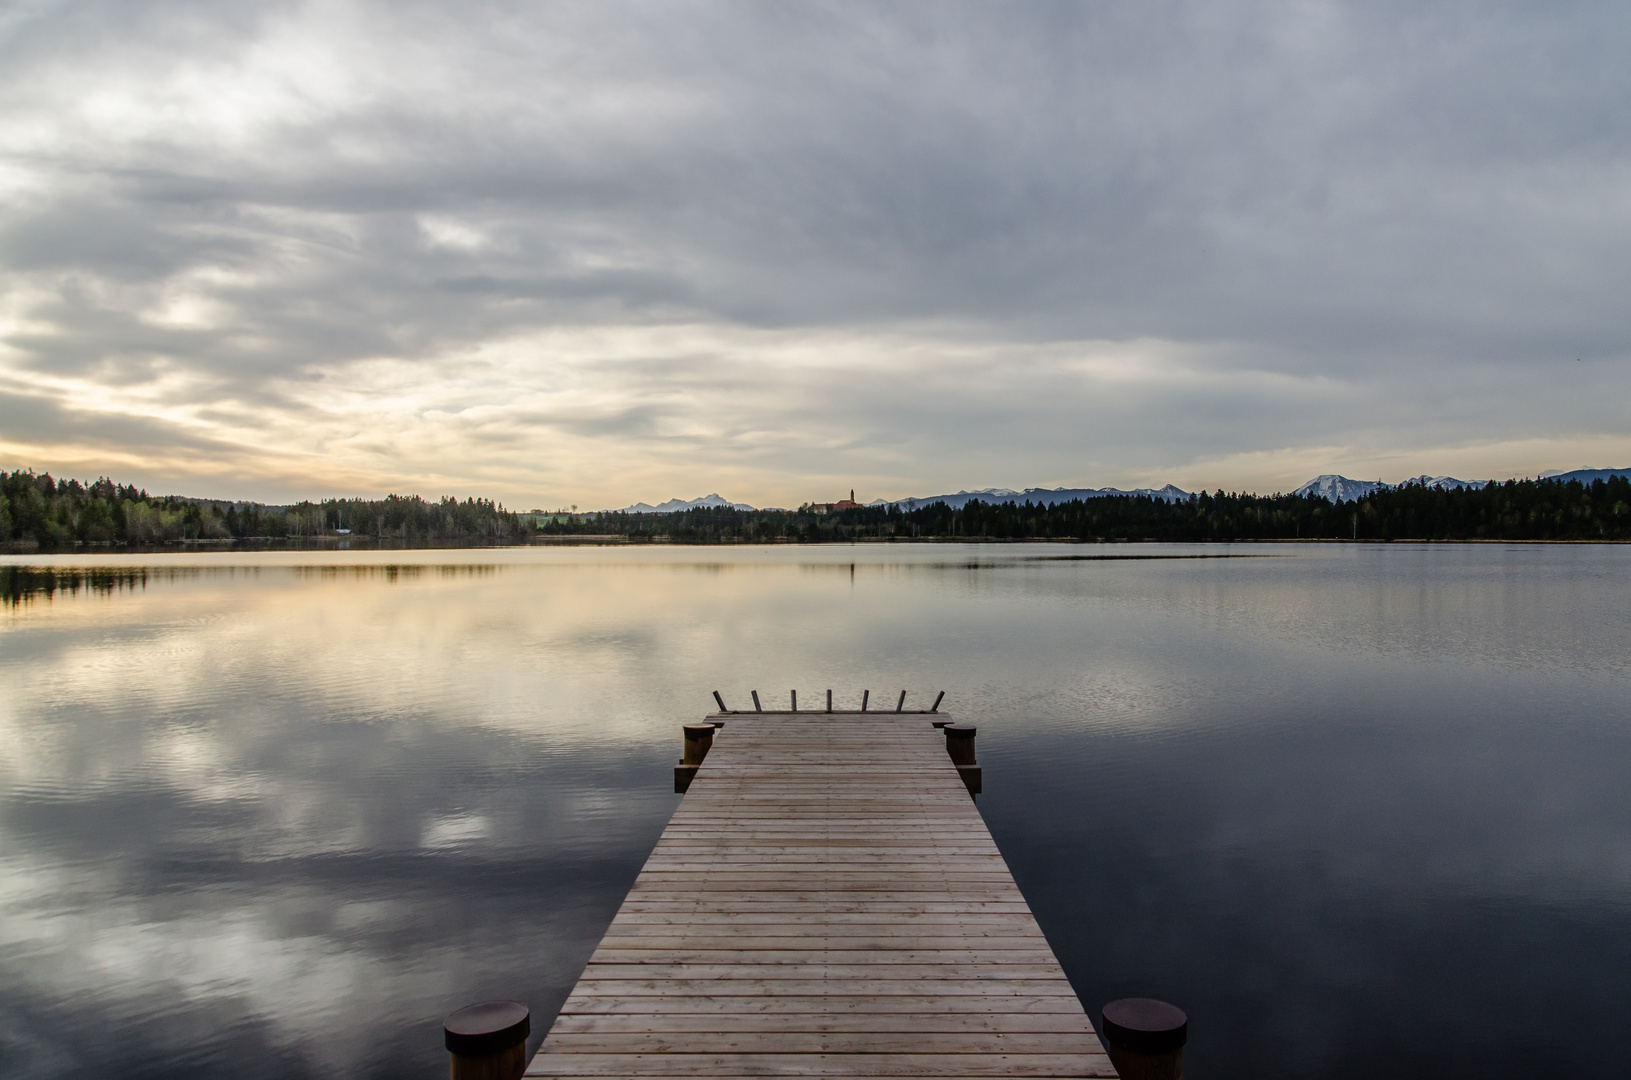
[7,322,1625,507]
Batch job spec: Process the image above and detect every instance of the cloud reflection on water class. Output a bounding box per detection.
[1,543,1628,1078]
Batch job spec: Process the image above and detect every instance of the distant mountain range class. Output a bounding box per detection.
[881,485,1192,511]
[1292,467,1629,503]
[611,493,756,514]
[1539,467,1631,485]
[612,468,1631,513]
[1290,474,1490,501]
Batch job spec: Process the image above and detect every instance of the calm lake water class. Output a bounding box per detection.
[2,542,1628,1079]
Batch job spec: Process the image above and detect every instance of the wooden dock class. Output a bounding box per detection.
[525,709,1118,1079]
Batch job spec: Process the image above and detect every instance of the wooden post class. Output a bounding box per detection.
[712,690,728,712]
[895,690,907,712]
[826,689,832,713]
[682,724,714,765]
[1100,998,1187,1080]
[944,724,980,795]
[791,689,797,711]
[444,1000,530,1080]
[861,690,869,712]
[675,723,715,792]
[930,690,945,713]
[751,690,762,712]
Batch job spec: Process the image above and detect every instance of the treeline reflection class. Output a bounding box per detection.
[2,566,156,606]
[3,564,502,605]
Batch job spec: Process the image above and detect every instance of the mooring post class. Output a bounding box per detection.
[930,690,945,713]
[444,1000,530,1080]
[944,724,980,796]
[675,723,715,793]
[861,690,869,712]
[712,690,728,713]
[751,690,762,712]
[895,690,906,712]
[682,724,714,765]
[826,689,832,713]
[791,689,797,711]
[1100,998,1187,1080]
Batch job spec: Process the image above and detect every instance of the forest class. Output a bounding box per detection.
[0,471,528,547]
[3,469,1628,549]
[545,476,1631,543]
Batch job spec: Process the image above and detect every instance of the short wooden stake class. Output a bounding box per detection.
[861,690,869,712]
[791,689,797,711]
[895,690,906,712]
[751,690,762,712]
[712,690,728,712]
[676,723,715,793]
[1100,998,1187,1080]
[444,1000,529,1080]
[682,724,715,765]
[930,690,945,713]
[944,724,979,795]
[826,689,832,713]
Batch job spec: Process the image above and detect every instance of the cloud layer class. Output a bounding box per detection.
[2,0,1629,505]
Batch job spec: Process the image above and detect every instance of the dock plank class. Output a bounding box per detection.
[529,712,1114,1078]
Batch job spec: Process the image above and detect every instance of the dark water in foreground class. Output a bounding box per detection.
[1,543,1628,1079]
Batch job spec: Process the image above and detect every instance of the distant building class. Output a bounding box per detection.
[805,489,860,514]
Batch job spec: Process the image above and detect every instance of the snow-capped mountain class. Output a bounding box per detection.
[886,484,1192,512]
[1292,475,1388,502]
[1293,474,1486,500]
[611,493,756,514]
[1384,475,1489,491]
[1292,469,1631,503]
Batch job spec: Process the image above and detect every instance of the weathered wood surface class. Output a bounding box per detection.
[528,711,1116,1079]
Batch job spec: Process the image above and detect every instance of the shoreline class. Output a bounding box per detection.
[4,534,1630,562]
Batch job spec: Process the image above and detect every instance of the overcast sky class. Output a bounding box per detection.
[2,0,1628,507]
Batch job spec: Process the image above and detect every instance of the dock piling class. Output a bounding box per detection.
[931,689,945,712]
[681,724,714,765]
[444,1000,529,1080]
[674,723,715,793]
[1101,998,1187,1080]
[945,723,981,795]
[896,690,907,712]
[861,689,869,711]
[791,689,797,711]
[751,690,762,712]
[826,688,832,712]
[712,690,728,713]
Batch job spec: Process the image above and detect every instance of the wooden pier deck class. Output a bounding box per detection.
[526,710,1117,1079]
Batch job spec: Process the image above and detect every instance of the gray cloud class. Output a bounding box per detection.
[2,0,1629,501]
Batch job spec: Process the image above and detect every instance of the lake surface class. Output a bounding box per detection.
[2,542,1628,1079]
